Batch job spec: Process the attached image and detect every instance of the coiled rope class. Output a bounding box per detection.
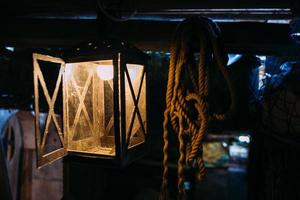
[160,17,236,200]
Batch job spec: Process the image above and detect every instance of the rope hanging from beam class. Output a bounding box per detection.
[160,17,236,200]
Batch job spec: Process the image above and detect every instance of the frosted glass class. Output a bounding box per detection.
[65,60,115,156]
[125,64,146,148]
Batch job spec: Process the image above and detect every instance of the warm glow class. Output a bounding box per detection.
[66,61,116,156]
[33,51,148,167]
[127,64,143,81]
[125,63,146,149]
[65,64,74,81]
[96,65,114,80]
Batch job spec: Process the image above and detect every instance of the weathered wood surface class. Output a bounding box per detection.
[2,114,23,200]
[0,138,12,200]
[17,111,63,200]
[1,111,63,200]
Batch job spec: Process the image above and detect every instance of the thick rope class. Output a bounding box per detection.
[176,112,186,199]
[160,17,236,200]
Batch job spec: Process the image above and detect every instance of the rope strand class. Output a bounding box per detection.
[160,17,236,200]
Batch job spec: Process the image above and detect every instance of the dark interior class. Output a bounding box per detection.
[1,0,300,200]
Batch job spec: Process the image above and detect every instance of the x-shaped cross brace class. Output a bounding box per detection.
[125,67,146,146]
[35,61,64,151]
[70,68,94,138]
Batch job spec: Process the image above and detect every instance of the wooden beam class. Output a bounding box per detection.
[0,0,297,18]
[134,0,294,9]
[0,19,299,55]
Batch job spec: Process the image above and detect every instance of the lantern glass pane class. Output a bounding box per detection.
[42,114,64,154]
[65,60,115,156]
[125,64,146,148]
[33,53,68,167]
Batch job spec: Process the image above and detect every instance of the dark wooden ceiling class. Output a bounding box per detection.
[0,0,298,14]
[0,0,300,54]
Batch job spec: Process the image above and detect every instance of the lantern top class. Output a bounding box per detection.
[61,39,149,64]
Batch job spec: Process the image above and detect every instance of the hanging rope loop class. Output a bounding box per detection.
[160,17,236,200]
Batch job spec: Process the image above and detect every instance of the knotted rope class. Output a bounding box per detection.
[160,17,236,200]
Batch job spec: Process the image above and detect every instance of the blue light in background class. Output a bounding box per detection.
[290,17,300,45]
[5,47,14,52]
[227,54,242,66]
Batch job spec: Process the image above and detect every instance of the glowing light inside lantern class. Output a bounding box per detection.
[127,64,141,81]
[65,64,74,81]
[96,65,114,80]
[32,45,148,168]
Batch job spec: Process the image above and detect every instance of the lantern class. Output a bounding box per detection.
[33,41,149,167]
